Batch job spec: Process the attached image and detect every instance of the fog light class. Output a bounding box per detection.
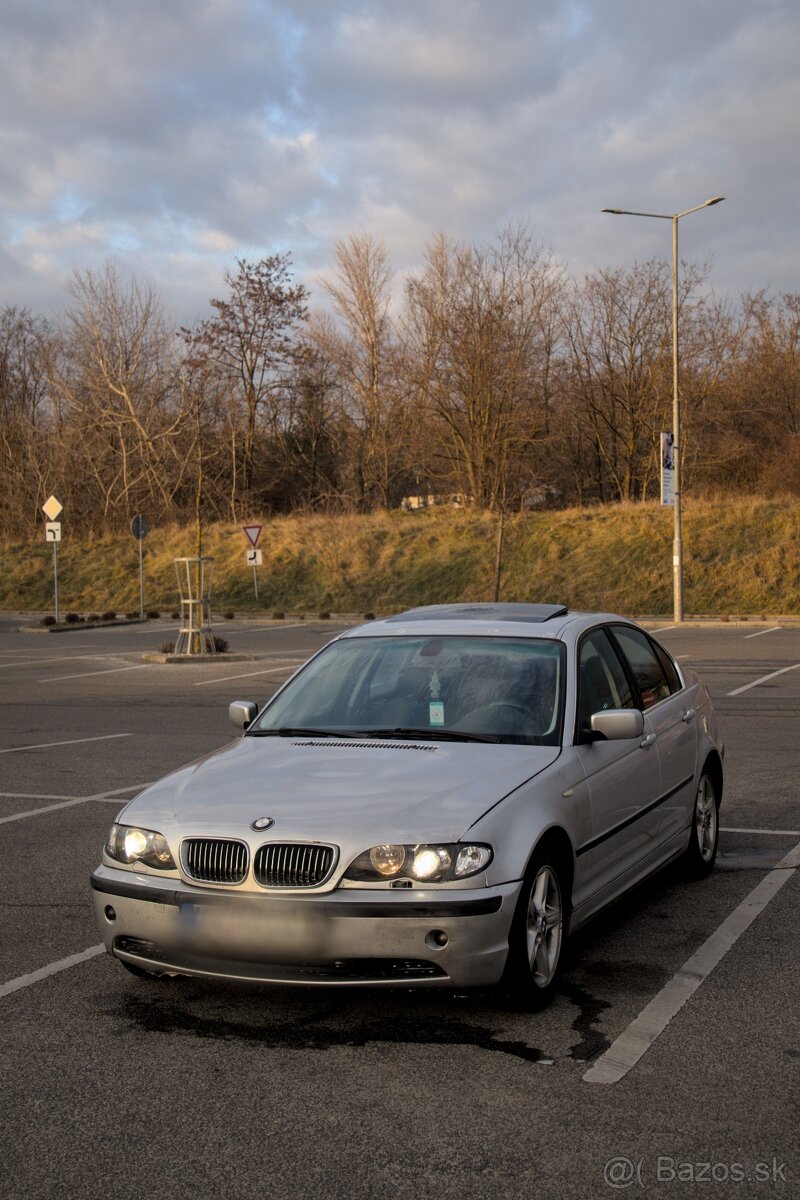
[104,905,116,922]
[426,929,448,948]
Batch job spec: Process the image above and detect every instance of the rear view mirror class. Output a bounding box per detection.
[590,709,644,740]
[229,700,258,729]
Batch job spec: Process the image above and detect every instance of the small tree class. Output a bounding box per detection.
[182,256,308,516]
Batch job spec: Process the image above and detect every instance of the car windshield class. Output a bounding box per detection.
[250,635,565,746]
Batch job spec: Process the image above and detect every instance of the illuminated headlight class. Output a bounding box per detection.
[369,844,406,876]
[345,843,492,883]
[105,823,176,870]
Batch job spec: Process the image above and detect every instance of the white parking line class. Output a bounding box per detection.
[743,626,782,639]
[0,653,122,670]
[0,779,155,823]
[0,792,83,801]
[0,733,131,755]
[0,798,99,825]
[584,836,800,1084]
[651,625,678,633]
[193,662,305,686]
[42,664,152,682]
[721,826,800,836]
[727,662,800,696]
[0,945,105,1000]
[227,623,309,634]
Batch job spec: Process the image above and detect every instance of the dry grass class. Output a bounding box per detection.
[1,497,798,616]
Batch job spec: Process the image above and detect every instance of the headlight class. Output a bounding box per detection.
[105,823,176,870]
[345,843,492,883]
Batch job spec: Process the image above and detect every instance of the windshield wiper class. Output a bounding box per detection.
[358,727,500,744]
[246,727,359,739]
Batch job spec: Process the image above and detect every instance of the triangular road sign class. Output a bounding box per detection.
[242,524,262,548]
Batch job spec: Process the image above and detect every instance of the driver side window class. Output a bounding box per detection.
[577,630,634,732]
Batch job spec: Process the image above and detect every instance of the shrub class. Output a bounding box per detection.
[126,611,139,620]
[363,611,376,621]
[223,611,235,620]
[41,615,56,626]
[318,611,331,620]
[213,636,228,653]
[147,610,160,620]
[160,641,176,654]
[271,610,285,620]
[65,612,81,623]
[171,611,180,620]
[101,611,117,621]
[87,613,100,624]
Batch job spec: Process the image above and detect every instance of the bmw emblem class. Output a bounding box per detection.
[251,816,275,831]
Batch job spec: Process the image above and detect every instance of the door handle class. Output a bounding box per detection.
[682,708,696,723]
[639,732,657,749]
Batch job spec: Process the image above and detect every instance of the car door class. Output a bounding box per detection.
[608,625,698,848]
[574,628,663,901]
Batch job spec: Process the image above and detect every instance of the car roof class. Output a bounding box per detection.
[341,604,637,642]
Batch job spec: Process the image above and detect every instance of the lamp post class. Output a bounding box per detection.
[601,196,724,622]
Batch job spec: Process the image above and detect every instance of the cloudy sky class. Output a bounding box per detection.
[1,0,797,323]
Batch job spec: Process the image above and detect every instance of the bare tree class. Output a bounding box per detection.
[0,307,54,535]
[50,264,188,529]
[182,255,308,516]
[405,227,563,509]
[314,234,410,508]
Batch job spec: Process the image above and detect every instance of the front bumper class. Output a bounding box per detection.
[90,866,520,988]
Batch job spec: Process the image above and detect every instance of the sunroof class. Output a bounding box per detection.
[386,603,569,624]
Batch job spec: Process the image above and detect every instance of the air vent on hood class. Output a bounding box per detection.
[292,740,436,752]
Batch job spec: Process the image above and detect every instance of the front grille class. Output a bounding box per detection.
[182,838,248,884]
[254,842,336,888]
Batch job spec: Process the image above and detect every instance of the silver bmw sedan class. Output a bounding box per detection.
[91,603,723,1007]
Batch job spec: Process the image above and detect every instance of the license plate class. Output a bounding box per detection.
[176,895,329,960]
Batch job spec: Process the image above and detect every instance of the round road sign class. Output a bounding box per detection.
[131,514,149,540]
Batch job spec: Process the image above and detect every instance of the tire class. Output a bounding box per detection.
[503,848,569,1010]
[683,770,720,878]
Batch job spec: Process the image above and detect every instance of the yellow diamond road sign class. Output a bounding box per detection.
[43,495,63,521]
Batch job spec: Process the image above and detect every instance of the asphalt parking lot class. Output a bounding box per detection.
[1,613,798,1198]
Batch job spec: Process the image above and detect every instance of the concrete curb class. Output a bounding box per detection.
[141,652,256,664]
[19,619,150,634]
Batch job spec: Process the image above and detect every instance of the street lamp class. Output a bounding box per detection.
[601,196,724,622]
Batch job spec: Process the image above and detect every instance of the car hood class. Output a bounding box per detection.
[120,735,560,844]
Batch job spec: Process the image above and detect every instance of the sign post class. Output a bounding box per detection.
[242,525,263,601]
[42,496,63,623]
[131,515,149,618]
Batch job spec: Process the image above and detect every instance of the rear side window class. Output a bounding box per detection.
[652,641,682,693]
[610,626,671,709]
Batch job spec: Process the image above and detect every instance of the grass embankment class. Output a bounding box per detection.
[1,498,798,616]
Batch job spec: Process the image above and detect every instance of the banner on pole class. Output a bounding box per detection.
[660,432,675,506]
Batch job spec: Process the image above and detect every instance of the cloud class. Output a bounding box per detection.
[0,0,797,319]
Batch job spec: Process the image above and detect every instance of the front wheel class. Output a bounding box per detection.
[503,850,568,1009]
[683,771,719,877]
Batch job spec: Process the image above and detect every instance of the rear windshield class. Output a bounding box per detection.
[252,635,565,746]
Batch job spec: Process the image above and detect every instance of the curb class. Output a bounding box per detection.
[141,652,256,665]
[19,619,150,634]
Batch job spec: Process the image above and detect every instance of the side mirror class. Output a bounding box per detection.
[229,700,258,730]
[590,709,644,741]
